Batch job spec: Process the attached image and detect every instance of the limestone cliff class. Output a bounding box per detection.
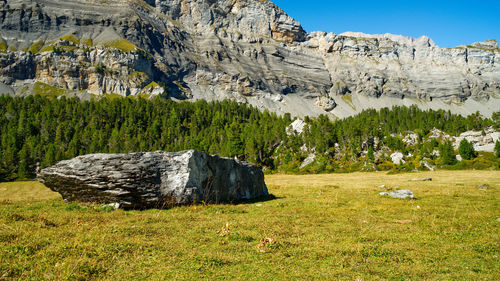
[0,0,498,117]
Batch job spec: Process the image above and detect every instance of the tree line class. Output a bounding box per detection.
[0,94,498,181]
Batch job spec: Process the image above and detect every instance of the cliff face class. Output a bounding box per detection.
[0,0,499,117]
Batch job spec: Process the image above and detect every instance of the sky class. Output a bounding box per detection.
[271,0,500,48]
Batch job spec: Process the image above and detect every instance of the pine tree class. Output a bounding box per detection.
[458,138,475,160]
[438,141,457,165]
[367,146,374,162]
[495,140,500,158]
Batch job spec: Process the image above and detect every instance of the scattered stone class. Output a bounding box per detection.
[456,154,463,162]
[388,190,415,199]
[390,152,405,165]
[411,178,432,181]
[402,132,418,146]
[102,203,120,210]
[420,161,435,171]
[38,150,269,209]
[380,190,415,199]
[286,119,306,135]
[315,95,336,111]
[477,184,492,191]
[299,153,316,169]
[378,185,386,189]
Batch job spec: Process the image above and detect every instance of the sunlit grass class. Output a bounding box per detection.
[0,171,498,280]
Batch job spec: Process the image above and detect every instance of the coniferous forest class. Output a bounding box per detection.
[0,94,499,181]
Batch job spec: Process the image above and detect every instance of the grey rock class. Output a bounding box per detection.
[37,150,269,209]
[388,190,415,199]
[379,192,389,196]
[286,119,307,135]
[390,152,405,165]
[299,153,316,169]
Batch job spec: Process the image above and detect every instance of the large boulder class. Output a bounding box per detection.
[38,150,269,209]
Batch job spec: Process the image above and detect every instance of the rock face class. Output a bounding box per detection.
[453,127,500,152]
[0,0,499,117]
[37,150,269,209]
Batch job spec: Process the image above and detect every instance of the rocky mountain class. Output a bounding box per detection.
[0,0,499,118]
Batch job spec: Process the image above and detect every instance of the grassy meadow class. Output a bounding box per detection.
[0,171,499,280]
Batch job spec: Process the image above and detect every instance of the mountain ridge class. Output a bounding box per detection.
[0,0,498,117]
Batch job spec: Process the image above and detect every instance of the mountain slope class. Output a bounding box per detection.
[0,0,498,117]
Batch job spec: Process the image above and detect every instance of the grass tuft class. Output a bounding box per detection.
[32,82,70,97]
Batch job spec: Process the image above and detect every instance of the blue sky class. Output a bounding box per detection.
[271,0,500,47]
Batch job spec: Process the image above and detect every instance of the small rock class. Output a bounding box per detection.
[390,152,405,165]
[478,184,492,191]
[379,192,389,196]
[389,190,414,199]
[378,185,386,189]
[102,203,120,210]
[412,178,432,181]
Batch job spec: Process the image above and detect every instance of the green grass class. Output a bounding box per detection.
[102,38,138,52]
[0,40,7,52]
[28,41,45,54]
[32,82,70,97]
[59,35,80,45]
[81,38,93,46]
[341,94,356,110]
[143,81,159,90]
[0,171,498,280]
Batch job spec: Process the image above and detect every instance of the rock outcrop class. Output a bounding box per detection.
[0,0,499,117]
[37,150,269,209]
[453,127,500,152]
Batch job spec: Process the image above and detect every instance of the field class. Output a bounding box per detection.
[0,171,499,280]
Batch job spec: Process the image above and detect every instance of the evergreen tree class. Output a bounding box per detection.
[458,139,476,160]
[367,146,374,162]
[495,140,500,158]
[438,141,457,165]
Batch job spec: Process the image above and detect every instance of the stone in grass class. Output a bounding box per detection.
[38,150,269,209]
[412,178,432,181]
[380,190,415,199]
[477,184,492,190]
